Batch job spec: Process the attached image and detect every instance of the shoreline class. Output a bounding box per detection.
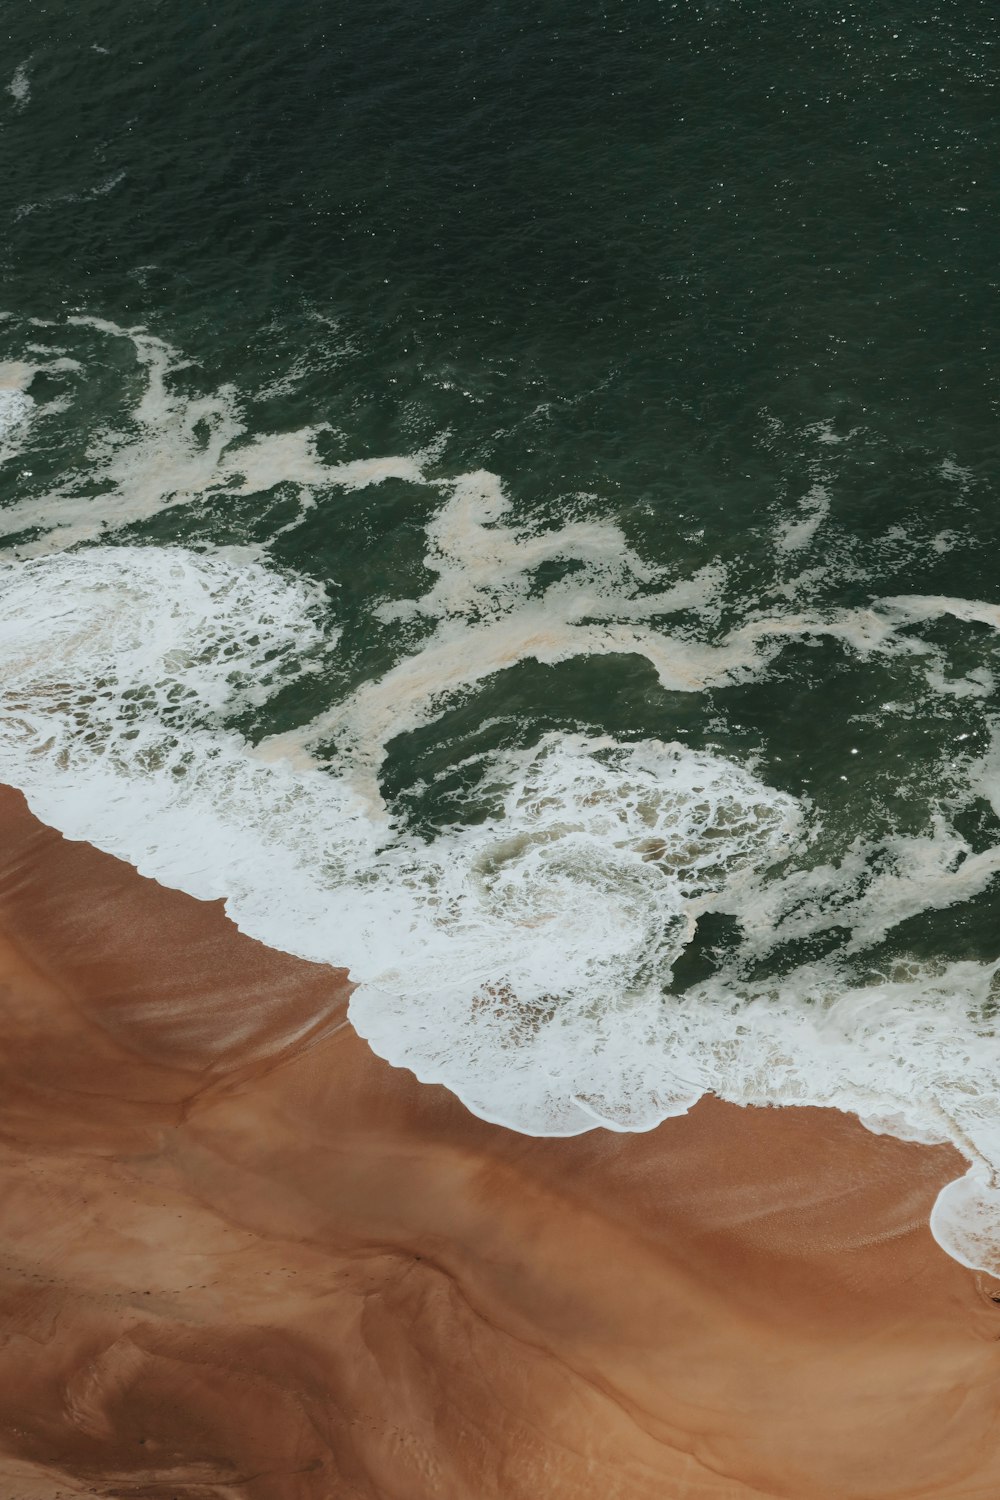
[2,782,1000,1497]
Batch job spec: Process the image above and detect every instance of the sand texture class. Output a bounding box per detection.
[1,784,999,1499]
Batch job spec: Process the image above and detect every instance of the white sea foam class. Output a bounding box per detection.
[0,542,804,1132]
[774,482,830,553]
[0,359,40,456]
[258,469,991,821]
[0,389,33,452]
[0,349,75,474]
[940,457,973,490]
[0,316,423,556]
[3,540,1000,1176]
[931,1171,1000,1274]
[5,545,1000,1175]
[13,170,129,224]
[4,319,1000,1271]
[6,63,30,110]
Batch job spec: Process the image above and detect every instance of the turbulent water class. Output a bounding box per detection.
[2,2,1000,1269]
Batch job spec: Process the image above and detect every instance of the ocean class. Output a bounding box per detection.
[2,0,1000,1268]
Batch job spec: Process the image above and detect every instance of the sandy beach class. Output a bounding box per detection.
[1,782,999,1499]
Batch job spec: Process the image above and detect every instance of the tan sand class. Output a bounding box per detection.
[1,783,999,1499]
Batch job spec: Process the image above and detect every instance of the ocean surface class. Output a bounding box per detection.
[2,1,1000,1266]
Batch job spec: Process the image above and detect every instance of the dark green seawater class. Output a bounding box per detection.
[3,3,1000,1151]
[5,0,998,526]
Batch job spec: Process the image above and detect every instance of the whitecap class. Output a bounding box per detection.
[6,62,29,110]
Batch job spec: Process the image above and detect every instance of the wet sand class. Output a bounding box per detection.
[1,783,999,1499]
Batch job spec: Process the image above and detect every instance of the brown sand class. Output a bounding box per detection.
[1,784,999,1499]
